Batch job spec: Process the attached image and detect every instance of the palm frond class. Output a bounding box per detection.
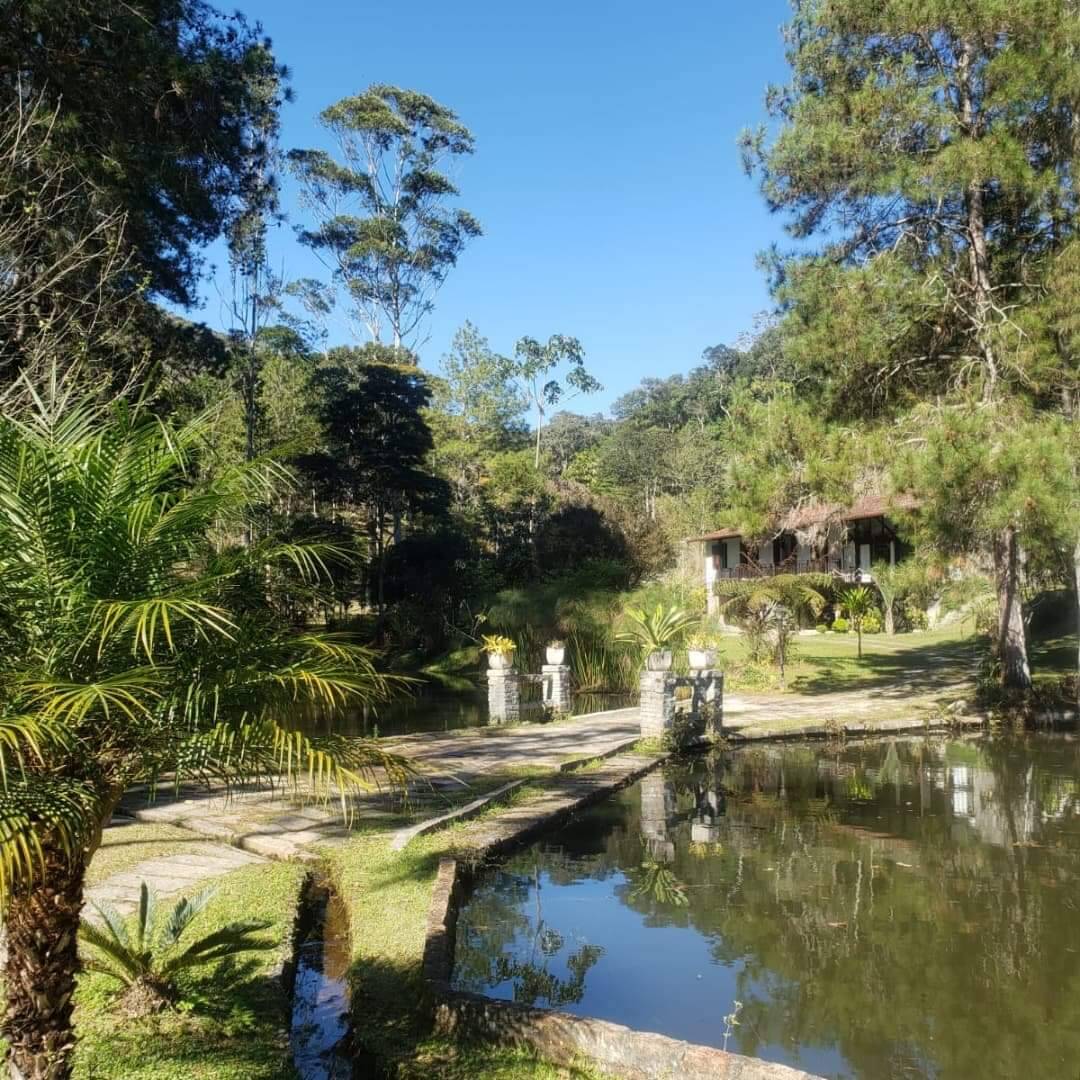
[0,779,100,901]
[159,921,275,977]
[90,597,236,660]
[158,885,217,951]
[0,712,72,790]
[26,670,163,726]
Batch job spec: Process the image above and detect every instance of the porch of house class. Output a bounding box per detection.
[693,511,911,613]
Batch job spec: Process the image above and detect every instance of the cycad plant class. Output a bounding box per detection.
[80,883,272,1014]
[0,374,410,1078]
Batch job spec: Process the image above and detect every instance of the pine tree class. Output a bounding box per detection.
[743,1,1080,687]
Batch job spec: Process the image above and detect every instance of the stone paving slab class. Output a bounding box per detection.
[85,841,265,917]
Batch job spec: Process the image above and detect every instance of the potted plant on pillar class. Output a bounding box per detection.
[687,632,719,671]
[616,604,699,671]
[481,634,517,670]
[545,639,566,665]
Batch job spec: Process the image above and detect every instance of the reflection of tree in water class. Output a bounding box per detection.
[454,855,606,1008]
[457,738,1080,1080]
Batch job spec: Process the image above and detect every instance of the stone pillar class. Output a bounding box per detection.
[697,670,723,738]
[541,664,571,716]
[487,668,520,724]
[638,670,675,741]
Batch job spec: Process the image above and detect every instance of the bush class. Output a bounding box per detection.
[901,600,929,632]
[831,617,850,633]
[861,610,883,634]
[815,623,829,634]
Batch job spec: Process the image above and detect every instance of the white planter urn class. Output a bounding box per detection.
[645,649,673,672]
[688,648,716,671]
[487,652,514,670]
[545,646,566,666]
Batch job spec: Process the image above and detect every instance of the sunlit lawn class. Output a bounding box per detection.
[713,622,1076,697]
[72,855,305,1080]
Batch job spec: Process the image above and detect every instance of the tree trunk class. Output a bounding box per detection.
[1074,535,1080,708]
[3,854,86,1079]
[993,525,1032,690]
[884,602,895,636]
[958,37,1000,398]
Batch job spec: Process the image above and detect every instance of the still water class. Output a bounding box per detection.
[453,737,1080,1080]
[297,685,634,738]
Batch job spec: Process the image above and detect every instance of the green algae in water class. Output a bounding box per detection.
[452,737,1080,1080]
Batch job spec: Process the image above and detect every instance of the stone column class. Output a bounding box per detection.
[698,670,723,737]
[638,670,675,741]
[487,668,520,724]
[541,664,571,716]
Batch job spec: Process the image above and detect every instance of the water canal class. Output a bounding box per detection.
[452,736,1080,1079]
[298,685,635,737]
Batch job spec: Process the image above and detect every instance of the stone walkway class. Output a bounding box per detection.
[100,680,972,901]
[115,706,643,863]
[85,838,265,917]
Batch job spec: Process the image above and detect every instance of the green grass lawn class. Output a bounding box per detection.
[71,857,306,1080]
[714,623,980,696]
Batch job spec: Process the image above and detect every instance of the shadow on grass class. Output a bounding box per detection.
[75,964,296,1079]
[788,634,981,697]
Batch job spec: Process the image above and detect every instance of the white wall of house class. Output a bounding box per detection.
[797,539,813,567]
[757,541,773,567]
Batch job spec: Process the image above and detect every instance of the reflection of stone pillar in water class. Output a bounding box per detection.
[487,668,520,724]
[691,785,725,843]
[640,771,676,862]
[541,664,571,715]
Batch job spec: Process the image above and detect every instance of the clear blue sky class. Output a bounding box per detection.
[199,0,795,415]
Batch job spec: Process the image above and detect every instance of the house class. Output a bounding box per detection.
[687,494,918,614]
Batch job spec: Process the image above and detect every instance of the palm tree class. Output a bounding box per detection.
[870,561,911,635]
[839,585,877,659]
[0,375,410,1078]
[715,574,829,687]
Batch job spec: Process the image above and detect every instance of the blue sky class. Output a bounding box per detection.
[198,0,795,414]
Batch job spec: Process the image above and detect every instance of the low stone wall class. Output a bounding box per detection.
[420,750,827,1080]
[434,991,819,1080]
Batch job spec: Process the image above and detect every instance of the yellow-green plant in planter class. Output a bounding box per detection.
[615,604,699,671]
[481,634,517,669]
[686,632,719,671]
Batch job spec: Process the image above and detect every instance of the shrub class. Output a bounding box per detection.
[815,623,829,634]
[902,600,930,632]
[862,610,883,634]
[80,883,273,1015]
[832,617,850,633]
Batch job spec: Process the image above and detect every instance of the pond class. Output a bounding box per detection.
[297,685,635,738]
[453,736,1080,1080]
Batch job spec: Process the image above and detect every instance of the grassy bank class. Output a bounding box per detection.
[72,854,306,1080]
[324,781,607,1080]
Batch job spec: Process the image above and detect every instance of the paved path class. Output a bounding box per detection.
[114,679,973,867]
[85,839,265,917]
[117,706,642,862]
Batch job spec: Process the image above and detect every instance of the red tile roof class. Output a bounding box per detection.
[686,493,918,543]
